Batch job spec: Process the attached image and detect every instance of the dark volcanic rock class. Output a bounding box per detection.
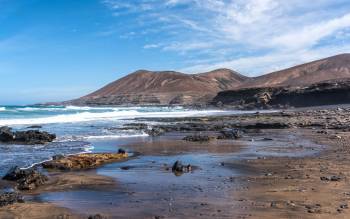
[217,128,243,139]
[26,125,42,129]
[0,126,15,142]
[0,126,56,145]
[183,135,211,142]
[119,123,148,131]
[0,192,24,207]
[3,166,48,190]
[320,175,341,181]
[244,122,290,129]
[212,79,350,109]
[172,160,192,175]
[88,214,107,219]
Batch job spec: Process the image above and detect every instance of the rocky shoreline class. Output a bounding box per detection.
[1,106,350,218]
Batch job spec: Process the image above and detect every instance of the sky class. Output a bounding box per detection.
[1,0,350,104]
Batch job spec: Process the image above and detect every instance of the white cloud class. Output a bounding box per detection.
[102,0,350,75]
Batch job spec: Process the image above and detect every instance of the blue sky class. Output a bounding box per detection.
[1,0,350,104]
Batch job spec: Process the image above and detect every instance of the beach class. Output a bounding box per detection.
[0,106,350,218]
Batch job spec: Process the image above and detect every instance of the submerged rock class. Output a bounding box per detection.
[183,135,211,142]
[172,160,192,175]
[0,192,24,207]
[217,128,243,139]
[42,151,128,170]
[0,126,56,145]
[3,166,48,190]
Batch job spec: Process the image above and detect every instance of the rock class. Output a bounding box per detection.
[3,166,48,190]
[88,214,107,219]
[0,126,15,142]
[145,127,165,137]
[26,125,42,129]
[183,134,211,142]
[256,92,271,105]
[320,175,341,181]
[172,160,192,175]
[14,130,56,144]
[0,126,56,144]
[0,192,24,207]
[52,154,65,160]
[118,148,126,154]
[119,123,148,131]
[42,152,128,170]
[244,122,290,129]
[217,128,242,139]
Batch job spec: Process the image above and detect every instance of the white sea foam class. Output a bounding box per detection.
[0,107,5,111]
[0,109,227,126]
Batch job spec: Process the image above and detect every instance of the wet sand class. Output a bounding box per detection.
[2,107,350,218]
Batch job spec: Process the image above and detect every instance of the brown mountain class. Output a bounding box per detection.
[67,53,350,106]
[69,68,248,105]
[240,53,350,88]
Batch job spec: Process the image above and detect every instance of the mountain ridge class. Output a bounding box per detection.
[67,53,350,106]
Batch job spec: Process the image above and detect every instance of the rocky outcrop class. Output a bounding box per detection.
[42,152,128,170]
[3,166,48,190]
[0,192,24,206]
[183,135,211,142]
[0,126,56,145]
[213,79,350,109]
[217,129,243,139]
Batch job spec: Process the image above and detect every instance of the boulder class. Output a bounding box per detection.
[0,192,24,207]
[172,160,192,175]
[14,130,56,144]
[0,126,15,142]
[3,166,48,190]
[0,126,56,145]
[88,214,107,219]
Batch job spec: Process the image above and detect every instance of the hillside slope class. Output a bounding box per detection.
[69,68,248,105]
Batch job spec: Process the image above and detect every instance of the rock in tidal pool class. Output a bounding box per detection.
[2,166,48,190]
[172,160,192,176]
[42,152,128,170]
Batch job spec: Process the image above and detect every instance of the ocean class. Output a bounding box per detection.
[0,105,239,175]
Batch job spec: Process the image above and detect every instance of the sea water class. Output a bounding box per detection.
[0,105,239,175]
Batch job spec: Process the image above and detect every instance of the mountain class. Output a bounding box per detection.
[68,68,248,105]
[240,53,350,88]
[66,53,350,106]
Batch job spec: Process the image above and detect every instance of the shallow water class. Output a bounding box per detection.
[0,105,266,176]
[36,130,324,218]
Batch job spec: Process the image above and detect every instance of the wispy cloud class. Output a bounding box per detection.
[102,0,350,75]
